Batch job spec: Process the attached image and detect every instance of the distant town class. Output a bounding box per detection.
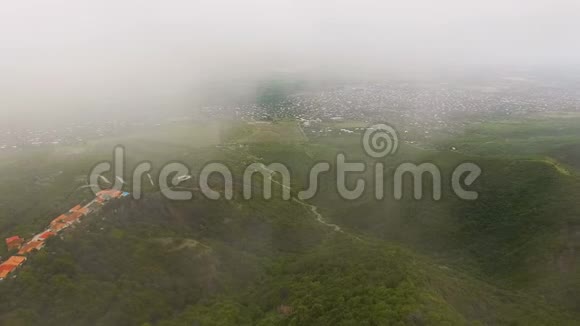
[2,78,579,151]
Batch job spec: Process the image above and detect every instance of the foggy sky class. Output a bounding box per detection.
[1,0,579,123]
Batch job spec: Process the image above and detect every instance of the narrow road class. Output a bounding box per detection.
[291,197,341,232]
[258,164,359,237]
[224,147,362,240]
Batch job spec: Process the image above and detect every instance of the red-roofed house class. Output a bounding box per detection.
[38,231,56,241]
[18,241,45,255]
[96,189,123,201]
[62,211,82,224]
[5,236,24,251]
[69,203,90,215]
[50,221,69,233]
[0,256,26,280]
[50,214,69,231]
[76,206,90,215]
[49,210,83,233]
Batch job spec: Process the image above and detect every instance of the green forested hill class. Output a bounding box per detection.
[1,194,575,325]
[1,120,580,325]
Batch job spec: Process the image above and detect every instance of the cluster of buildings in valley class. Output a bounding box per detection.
[0,189,129,280]
[200,81,580,138]
[0,116,171,152]
[5,78,579,152]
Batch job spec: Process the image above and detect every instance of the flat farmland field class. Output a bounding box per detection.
[232,121,307,144]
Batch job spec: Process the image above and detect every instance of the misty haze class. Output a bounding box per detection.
[0,1,580,325]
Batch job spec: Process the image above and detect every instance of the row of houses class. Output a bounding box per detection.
[0,189,128,280]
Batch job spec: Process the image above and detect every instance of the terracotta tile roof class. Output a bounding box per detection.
[5,236,24,250]
[49,209,82,233]
[62,211,82,223]
[96,189,123,200]
[38,231,56,241]
[50,222,69,233]
[50,214,68,226]
[17,241,45,255]
[0,256,26,279]
[5,236,21,244]
[2,256,26,265]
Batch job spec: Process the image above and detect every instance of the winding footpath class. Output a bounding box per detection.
[219,146,362,241]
